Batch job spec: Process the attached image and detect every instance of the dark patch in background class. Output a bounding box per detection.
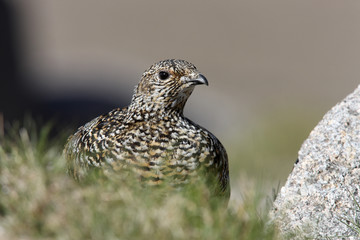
[0,0,125,136]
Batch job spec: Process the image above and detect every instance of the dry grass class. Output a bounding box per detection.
[0,121,277,240]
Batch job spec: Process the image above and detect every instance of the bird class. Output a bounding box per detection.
[64,59,230,199]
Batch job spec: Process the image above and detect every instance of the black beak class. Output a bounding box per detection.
[189,74,209,86]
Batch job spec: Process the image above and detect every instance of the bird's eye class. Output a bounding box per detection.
[158,71,170,80]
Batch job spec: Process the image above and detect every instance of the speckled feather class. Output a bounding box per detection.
[64,59,230,198]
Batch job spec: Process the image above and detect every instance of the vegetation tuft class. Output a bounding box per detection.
[0,121,277,240]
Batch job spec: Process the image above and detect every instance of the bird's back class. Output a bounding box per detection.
[65,107,128,177]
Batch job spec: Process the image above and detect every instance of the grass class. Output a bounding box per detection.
[0,120,277,240]
[336,189,360,239]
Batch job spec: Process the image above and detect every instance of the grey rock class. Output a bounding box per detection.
[271,85,360,239]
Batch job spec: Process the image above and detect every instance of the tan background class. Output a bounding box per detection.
[11,0,360,198]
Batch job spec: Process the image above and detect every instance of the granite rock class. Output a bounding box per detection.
[271,85,360,239]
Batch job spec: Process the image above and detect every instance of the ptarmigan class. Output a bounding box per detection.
[64,59,230,199]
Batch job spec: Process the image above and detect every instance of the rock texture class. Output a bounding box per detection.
[272,85,360,239]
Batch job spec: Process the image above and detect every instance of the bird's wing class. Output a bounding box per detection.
[64,116,101,179]
[64,107,130,179]
[185,118,230,197]
[209,131,230,198]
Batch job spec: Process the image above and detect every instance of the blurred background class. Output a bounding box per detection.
[1,0,359,202]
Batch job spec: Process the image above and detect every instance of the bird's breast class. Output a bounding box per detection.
[108,121,213,180]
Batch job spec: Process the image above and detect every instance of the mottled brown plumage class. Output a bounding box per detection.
[64,59,230,198]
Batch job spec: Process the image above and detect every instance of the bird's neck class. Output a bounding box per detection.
[126,94,186,122]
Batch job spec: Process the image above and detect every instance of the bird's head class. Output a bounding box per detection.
[132,59,208,115]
